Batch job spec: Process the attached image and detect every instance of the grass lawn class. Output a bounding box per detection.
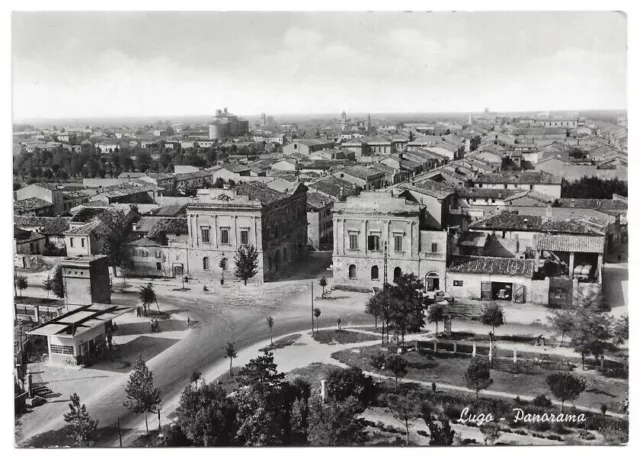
[312,329,379,345]
[285,362,341,385]
[258,334,302,352]
[332,345,628,411]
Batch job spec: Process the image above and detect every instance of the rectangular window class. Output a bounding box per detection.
[201,227,210,243]
[70,238,74,247]
[81,238,85,248]
[368,235,380,251]
[431,242,438,253]
[50,344,74,355]
[453,280,464,287]
[240,230,249,245]
[349,233,358,250]
[155,251,162,258]
[394,234,403,253]
[220,228,229,244]
[156,262,162,271]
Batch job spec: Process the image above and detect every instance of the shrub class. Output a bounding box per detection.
[514,430,528,436]
[444,404,463,420]
[370,352,386,370]
[417,430,428,438]
[551,422,572,435]
[578,430,596,441]
[547,435,564,442]
[532,394,553,408]
[531,420,552,432]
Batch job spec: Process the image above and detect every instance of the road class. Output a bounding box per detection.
[18,254,373,447]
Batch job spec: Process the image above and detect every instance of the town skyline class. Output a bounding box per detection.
[13,11,626,120]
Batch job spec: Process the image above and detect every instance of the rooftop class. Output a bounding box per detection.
[13,216,71,235]
[473,171,562,185]
[307,176,357,200]
[340,165,384,181]
[334,191,420,216]
[306,191,334,210]
[469,210,605,235]
[447,255,535,277]
[27,304,131,339]
[14,197,54,212]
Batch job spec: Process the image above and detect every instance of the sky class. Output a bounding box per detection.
[12,11,627,121]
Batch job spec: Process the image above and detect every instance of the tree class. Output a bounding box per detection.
[125,356,162,435]
[139,283,158,316]
[480,302,505,334]
[319,276,328,297]
[190,371,202,388]
[365,290,384,329]
[388,273,425,344]
[566,310,613,369]
[16,275,28,302]
[408,130,415,142]
[313,308,321,334]
[613,314,629,346]
[479,422,501,445]
[325,367,376,410]
[63,393,98,447]
[236,351,285,392]
[51,265,65,298]
[176,383,237,446]
[307,395,364,446]
[385,354,408,390]
[234,245,259,285]
[266,316,274,345]
[387,391,422,445]
[97,209,133,278]
[546,373,586,412]
[547,310,576,346]
[421,403,455,446]
[224,342,238,376]
[43,275,53,300]
[427,304,446,337]
[465,359,493,400]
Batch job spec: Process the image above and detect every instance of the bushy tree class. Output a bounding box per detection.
[385,354,408,390]
[266,317,274,345]
[547,310,576,346]
[567,310,613,369]
[97,209,134,278]
[224,342,237,376]
[138,282,158,316]
[546,373,586,411]
[16,275,28,302]
[319,276,328,297]
[422,403,455,446]
[613,314,629,346]
[387,391,422,445]
[307,395,364,446]
[480,302,505,334]
[43,276,53,300]
[325,367,376,410]
[175,383,237,446]
[51,265,65,298]
[236,351,285,392]
[234,245,259,285]
[427,304,447,337]
[465,359,493,400]
[313,308,321,333]
[388,273,426,345]
[479,422,501,445]
[63,393,98,447]
[125,356,162,435]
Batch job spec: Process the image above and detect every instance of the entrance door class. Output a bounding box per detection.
[481,281,491,300]
[513,284,525,303]
[173,264,184,277]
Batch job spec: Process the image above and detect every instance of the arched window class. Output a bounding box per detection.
[371,265,379,280]
[349,264,357,279]
[393,267,402,281]
[203,257,209,270]
[220,258,227,271]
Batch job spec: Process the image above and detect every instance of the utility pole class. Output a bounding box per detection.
[311,281,314,334]
[117,417,122,447]
[383,241,388,346]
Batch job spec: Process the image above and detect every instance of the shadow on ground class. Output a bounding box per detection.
[115,320,187,336]
[88,336,179,373]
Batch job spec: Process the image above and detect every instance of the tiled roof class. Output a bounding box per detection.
[307,176,357,200]
[148,205,187,217]
[474,171,562,185]
[235,181,290,206]
[70,207,111,223]
[555,198,627,212]
[14,216,70,235]
[457,231,488,248]
[536,234,605,253]
[14,198,54,212]
[457,188,520,200]
[470,211,604,235]
[447,255,535,277]
[341,165,384,181]
[65,219,103,235]
[14,226,46,242]
[307,191,334,210]
[147,218,188,238]
[399,181,455,200]
[503,190,555,204]
[129,237,164,247]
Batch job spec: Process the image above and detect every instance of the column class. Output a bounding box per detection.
[568,252,575,277]
[597,253,603,284]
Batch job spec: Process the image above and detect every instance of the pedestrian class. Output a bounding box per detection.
[432,382,437,393]
[337,317,342,330]
[136,307,141,317]
[187,316,191,328]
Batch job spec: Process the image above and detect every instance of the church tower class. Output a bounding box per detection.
[341,111,347,130]
[366,113,371,132]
